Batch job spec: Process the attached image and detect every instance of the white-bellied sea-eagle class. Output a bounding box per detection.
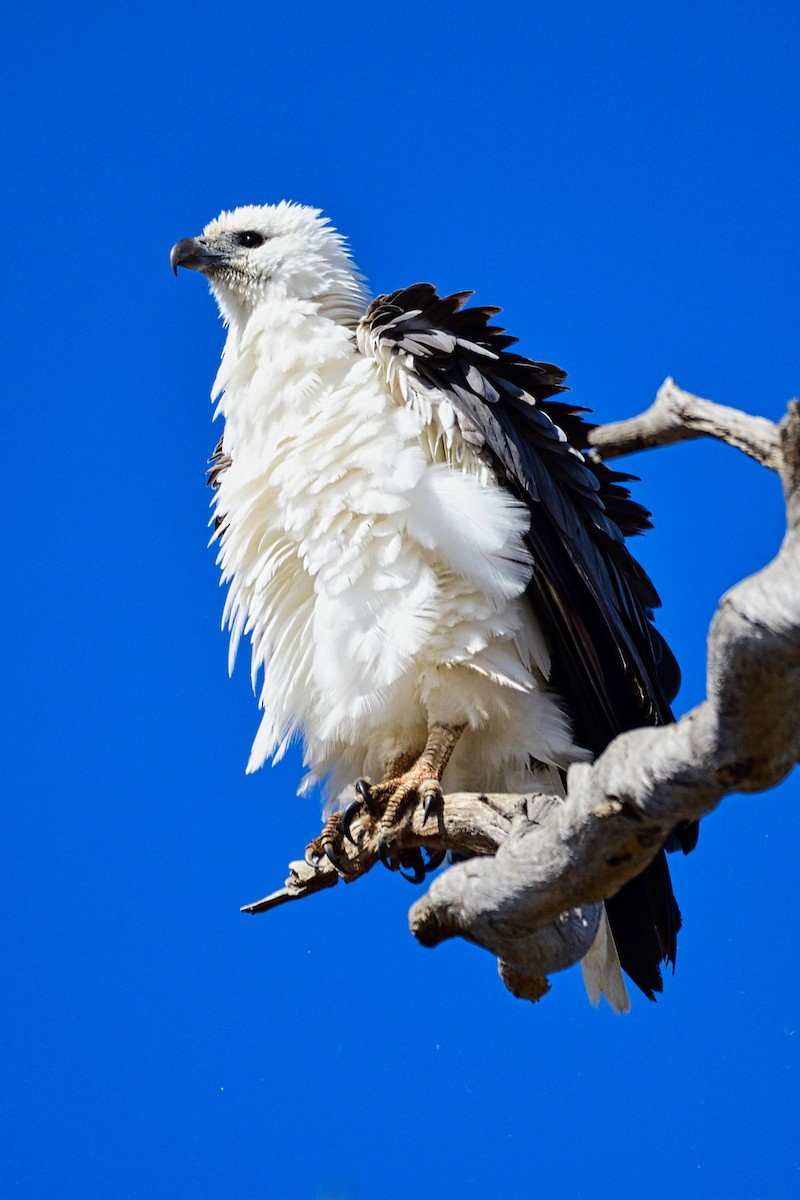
[171,202,696,1012]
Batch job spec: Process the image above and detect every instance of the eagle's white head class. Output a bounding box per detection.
[170,201,368,327]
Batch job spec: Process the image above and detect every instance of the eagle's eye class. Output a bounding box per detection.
[235,231,265,249]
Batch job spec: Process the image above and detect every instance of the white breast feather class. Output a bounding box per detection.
[211,301,586,797]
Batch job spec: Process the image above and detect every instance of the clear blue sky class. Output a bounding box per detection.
[3,3,799,1197]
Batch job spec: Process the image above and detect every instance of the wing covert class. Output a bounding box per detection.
[360,283,678,747]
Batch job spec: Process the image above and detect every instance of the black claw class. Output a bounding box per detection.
[355,778,376,813]
[378,840,399,872]
[422,791,438,824]
[304,845,322,868]
[423,848,446,871]
[341,798,363,846]
[322,840,348,875]
[398,848,427,884]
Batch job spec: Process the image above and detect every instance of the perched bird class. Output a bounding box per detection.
[171,202,695,1012]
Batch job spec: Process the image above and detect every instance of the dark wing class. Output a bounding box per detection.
[361,283,696,999]
[207,436,232,533]
[207,436,232,490]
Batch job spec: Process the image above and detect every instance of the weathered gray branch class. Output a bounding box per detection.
[242,788,604,992]
[587,377,782,469]
[245,383,800,1006]
[242,789,537,913]
[409,393,800,996]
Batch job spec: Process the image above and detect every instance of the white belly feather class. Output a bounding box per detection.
[212,302,586,805]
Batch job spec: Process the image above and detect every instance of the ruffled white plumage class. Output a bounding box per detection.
[200,203,628,1014]
[213,322,576,779]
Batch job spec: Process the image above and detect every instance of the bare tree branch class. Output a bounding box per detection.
[241,788,604,992]
[244,384,800,1005]
[587,377,782,469]
[409,393,800,994]
[242,790,547,912]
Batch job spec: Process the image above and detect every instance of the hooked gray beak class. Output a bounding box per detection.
[170,237,229,276]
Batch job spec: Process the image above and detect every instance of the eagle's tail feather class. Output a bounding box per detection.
[580,904,631,1015]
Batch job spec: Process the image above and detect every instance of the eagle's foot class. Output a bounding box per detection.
[304,812,352,877]
[306,724,464,883]
[340,750,420,848]
[363,723,465,880]
[339,778,385,847]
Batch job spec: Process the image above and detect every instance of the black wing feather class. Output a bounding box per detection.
[362,283,696,998]
[207,437,232,535]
